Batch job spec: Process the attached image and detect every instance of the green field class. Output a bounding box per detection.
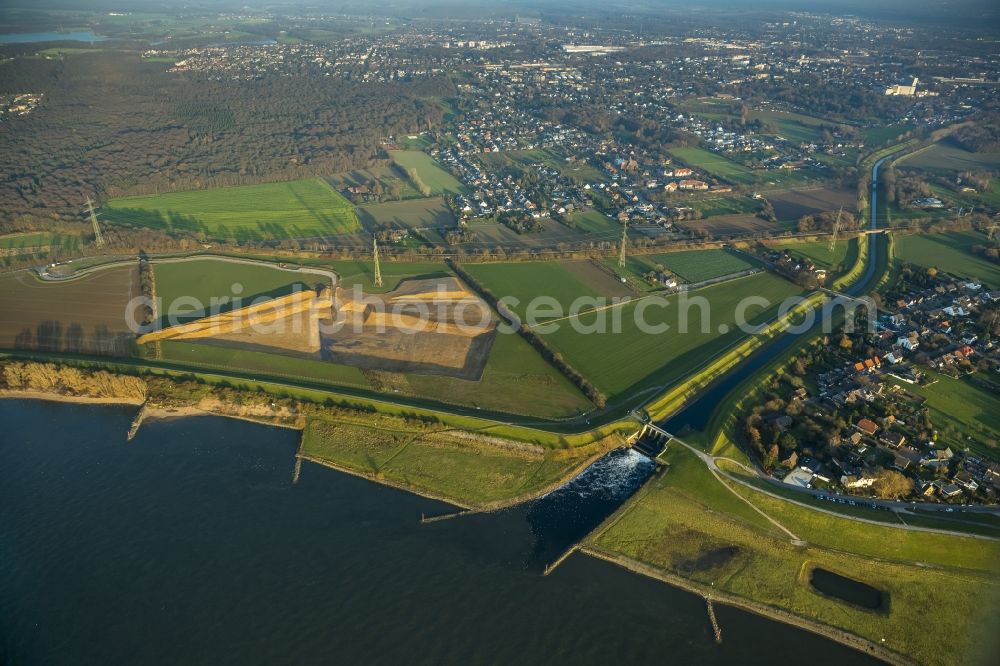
[390,151,466,196]
[669,146,756,184]
[300,417,582,507]
[103,178,360,241]
[330,259,452,293]
[325,166,423,200]
[862,124,915,147]
[0,231,82,253]
[621,248,759,284]
[689,196,761,218]
[901,141,1000,174]
[357,197,455,230]
[768,239,852,270]
[568,208,620,234]
[154,258,329,319]
[749,110,829,145]
[888,371,1000,461]
[593,444,1000,666]
[540,273,803,398]
[895,230,1000,289]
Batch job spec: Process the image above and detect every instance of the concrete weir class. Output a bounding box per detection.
[631,424,671,458]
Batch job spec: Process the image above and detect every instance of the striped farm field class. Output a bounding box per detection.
[102,178,360,241]
[620,248,759,284]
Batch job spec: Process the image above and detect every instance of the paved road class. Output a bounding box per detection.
[644,422,1000,534]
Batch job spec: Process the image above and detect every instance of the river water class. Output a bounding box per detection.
[0,400,882,665]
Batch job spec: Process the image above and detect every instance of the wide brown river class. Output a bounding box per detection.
[0,399,882,665]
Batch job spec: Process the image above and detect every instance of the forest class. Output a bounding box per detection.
[0,52,450,229]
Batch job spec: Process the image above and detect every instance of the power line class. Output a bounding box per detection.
[85,197,105,248]
[618,220,627,270]
[828,206,842,254]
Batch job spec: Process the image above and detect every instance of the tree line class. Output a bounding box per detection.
[446,258,607,409]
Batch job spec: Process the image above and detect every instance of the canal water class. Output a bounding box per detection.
[0,400,883,665]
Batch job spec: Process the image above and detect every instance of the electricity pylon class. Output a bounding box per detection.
[373,234,383,288]
[828,206,842,254]
[618,220,627,270]
[85,196,105,248]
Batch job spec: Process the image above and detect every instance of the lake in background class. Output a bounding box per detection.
[0,32,108,44]
[0,400,882,665]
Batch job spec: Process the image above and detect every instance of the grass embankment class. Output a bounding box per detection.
[299,415,616,509]
[643,290,826,424]
[103,177,360,241]
[831,234,868,290]
[590,445,1000,666]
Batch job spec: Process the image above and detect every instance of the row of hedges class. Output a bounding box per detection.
[446,258,607,409]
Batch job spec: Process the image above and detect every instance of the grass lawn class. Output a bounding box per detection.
[888,371,1000,461]
[768,239,852,271]
[103,178,359,241]
[325,166,423,200]
[669,146,756,184]
[356,197,456,230]
[330,259,452,293]
[403,330,593,417]
[621,248,759,284]
[901,141,1000,175]
[463,260,627,321]
[390,150,466,196]
[569,208,620,234]
[540,273,804,398]
[689,196,761,218]
[0,231,82,253]
[160,327,592,419]
[749,110,829,144]
[894,230,1000,289]
[159,341,372,387]
[862,124,916,147]
[593,445,1000,666]
[300,416,581,507]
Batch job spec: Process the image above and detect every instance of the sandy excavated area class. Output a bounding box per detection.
[323,277,496,379]
[141,276,497,379]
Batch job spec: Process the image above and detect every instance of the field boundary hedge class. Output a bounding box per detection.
[446,258,607,408]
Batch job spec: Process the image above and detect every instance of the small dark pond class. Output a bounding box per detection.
[810,568,886,611]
